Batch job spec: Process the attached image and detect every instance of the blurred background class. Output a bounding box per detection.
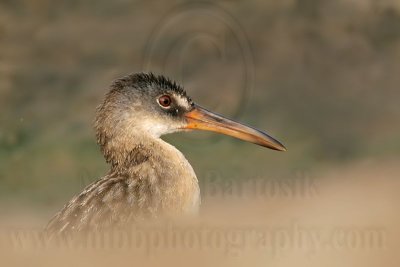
[0,0,399,266]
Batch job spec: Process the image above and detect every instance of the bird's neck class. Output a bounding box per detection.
[99,133,155,173]
[100,133,191,177]
[100,133,200,215]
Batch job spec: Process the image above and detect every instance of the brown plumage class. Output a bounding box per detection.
[46,73,286,236]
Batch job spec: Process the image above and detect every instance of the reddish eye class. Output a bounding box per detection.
[158,95,172,107]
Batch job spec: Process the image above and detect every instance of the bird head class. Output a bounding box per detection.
[95,73,286,162]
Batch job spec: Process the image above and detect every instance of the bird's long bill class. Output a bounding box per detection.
[184,104,286,151]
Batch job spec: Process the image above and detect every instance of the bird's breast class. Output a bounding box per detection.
[131,139,201,216]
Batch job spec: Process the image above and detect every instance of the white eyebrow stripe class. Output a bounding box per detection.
[174,94,190,109]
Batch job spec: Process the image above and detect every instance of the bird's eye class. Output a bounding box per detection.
[158,95,172,108]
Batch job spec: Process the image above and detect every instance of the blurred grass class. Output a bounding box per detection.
[0,0,400,212]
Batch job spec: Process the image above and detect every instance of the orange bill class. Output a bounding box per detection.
[183,104,286,151]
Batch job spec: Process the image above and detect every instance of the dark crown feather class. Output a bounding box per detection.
[112,72,188,98]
